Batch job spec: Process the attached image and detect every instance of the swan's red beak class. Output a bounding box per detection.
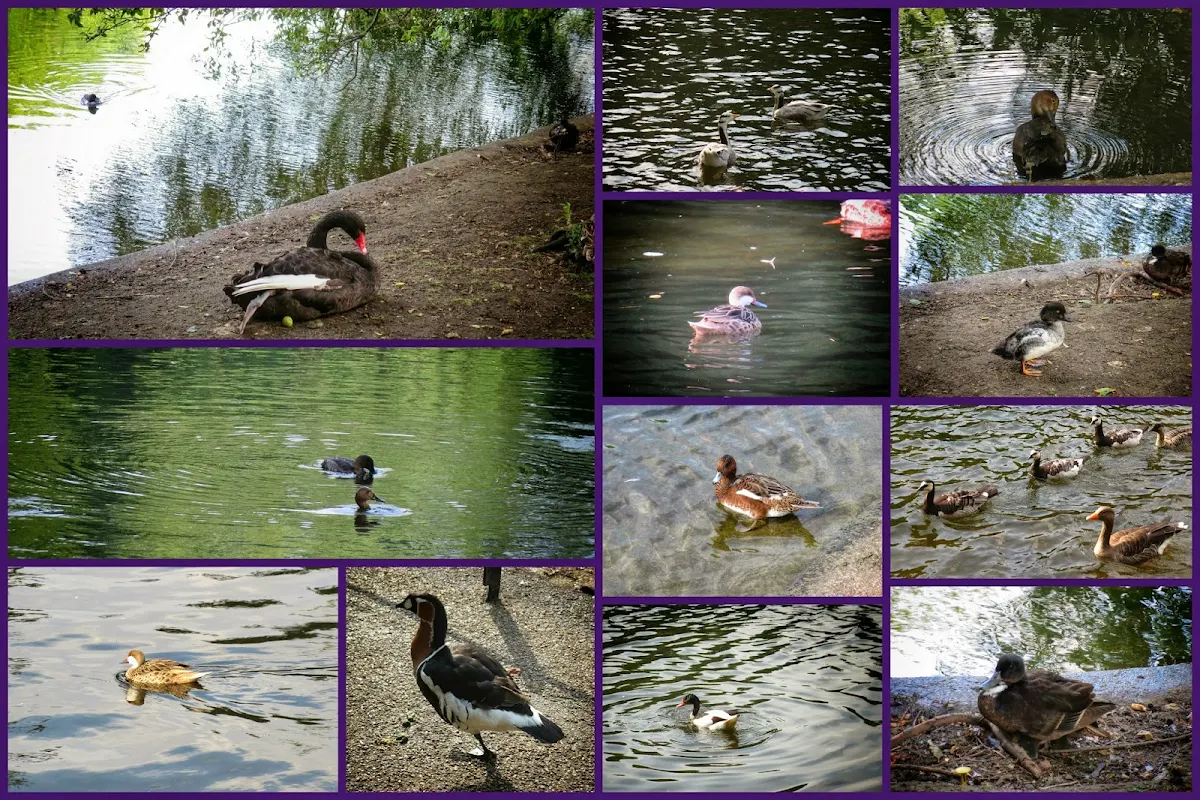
[355,233,368,255]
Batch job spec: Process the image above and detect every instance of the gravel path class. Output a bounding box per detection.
[346,567,595,792]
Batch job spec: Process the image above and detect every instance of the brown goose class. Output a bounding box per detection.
[1089,415,1143,448]
[978,654,1115,758]
[224,210,379,333]
[1086,505,1186,565]
[1148,422,1192,449]
[1029,450,1084,480]
[123,649,207,686]
[917,480,999,518]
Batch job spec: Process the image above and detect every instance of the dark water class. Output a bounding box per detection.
[8,348,595,559]
[899,8,1193,185]
[603,201,891,398]
[900,193,1192,285]
[602,8,891,192]
[7,8,594,283]
[603,604,883,792]
[8,567,338,791]
[603,405,882,597]
[890,405,1192,579]
[891,586,1192,677]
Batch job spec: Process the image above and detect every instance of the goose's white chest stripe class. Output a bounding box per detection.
[415,651,544,735]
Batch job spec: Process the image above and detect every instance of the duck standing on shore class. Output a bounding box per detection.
[224,210,379,333]
[991,302,1071,377]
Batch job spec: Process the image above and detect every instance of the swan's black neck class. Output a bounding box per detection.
[306,211,363,251]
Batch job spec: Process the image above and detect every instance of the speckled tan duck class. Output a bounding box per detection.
[712,455,820,520]
[123,650,208,686]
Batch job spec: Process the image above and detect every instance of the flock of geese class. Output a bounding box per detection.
[917,414,1191,566]
[695,84,831,171]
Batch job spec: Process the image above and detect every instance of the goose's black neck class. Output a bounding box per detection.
[922,483,935,513]
[718,126,730,146]
[419,595,449,650]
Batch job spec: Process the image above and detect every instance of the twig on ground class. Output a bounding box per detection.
[1050,733,1191,755]
[890,713,980,745]
[892,764,962,778]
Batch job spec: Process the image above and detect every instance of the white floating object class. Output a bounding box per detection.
[643,251,664,257]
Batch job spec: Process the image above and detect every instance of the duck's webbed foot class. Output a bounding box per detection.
[1021,359,1046,377]
[468,733,495,759]
[238,290,275,334]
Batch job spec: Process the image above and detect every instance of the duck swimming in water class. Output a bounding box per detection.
[354,487,384,511]
[688,286,767,337]
[1012,90,1067,180]
[224,210,379,334]
[677,693,739,730]
[123,649,207,686]
[322,454,376,483]
[713,455,820,520]
[991,302,1071,377]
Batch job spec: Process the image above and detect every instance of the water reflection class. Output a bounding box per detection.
[7,8,594,282]
[899,8,1192,185]
[899,193,1192,284]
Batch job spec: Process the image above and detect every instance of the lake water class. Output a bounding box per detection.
[603,603,883,792]
[603,201,891,398]
[900,193,1192,285]
[602,8,891,192]
[891,586,1192,678]
[7,8,594,283]
[890,404,1192,579]
[899,8,1193,185]
[8,348,595,559]
[8,567,338,792]
[603,405,882,596]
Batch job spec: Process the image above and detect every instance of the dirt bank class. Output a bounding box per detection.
[899,253,1192,397]
[890,667,1193,792]
[345,567,595,793]
[8,117,594,341]
[1006,172,1193,187]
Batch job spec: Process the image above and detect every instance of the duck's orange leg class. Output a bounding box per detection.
[1021,359,1045,377]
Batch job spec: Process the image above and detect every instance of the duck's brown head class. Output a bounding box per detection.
[355,487,382,510]
[124,649,146,667]
[713,455,738,484]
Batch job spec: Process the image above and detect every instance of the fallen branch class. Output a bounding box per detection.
[984,719,1044,778]
[890,713,980,745]
[892,764,962,778]
[1050,733,1191,755]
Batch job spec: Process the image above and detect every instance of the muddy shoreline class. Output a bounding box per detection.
[8,116,594,340]
[899,252,1192,397]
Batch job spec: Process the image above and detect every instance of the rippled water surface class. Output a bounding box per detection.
[890,405,1192,579]
[603,405,882,596]
[603,8,891,192]
[900,194,1192,285]
[603,604,883,792]
[8,348,594,559]
[8,567,338,791]
[891,586,1192,678]
[899,8,1192,185]
[603,201,890,397]
[7,8,593,283]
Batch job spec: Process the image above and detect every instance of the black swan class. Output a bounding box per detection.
[224,210,378,333]
[1012,90,1067,179]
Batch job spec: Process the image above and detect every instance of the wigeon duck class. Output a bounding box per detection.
[978,654,1115,758]
[1142,245,1191,289]
[1029,450,1084,480]
[677,693,739,730]
[224,210,379,334]
[1012,90,1067,180]
[917,480,999,517]
[689,286,767,336]
[1087,505,1186,565]
[1148,423,1192,449]
[712,455,819,520]
[991,302,1071,376]
[398,593,564,757]
[322,454,376,482]
[355,487,383,511]
[768,84,830,122]
[1089,415,1142,448]
[123,649,208,686]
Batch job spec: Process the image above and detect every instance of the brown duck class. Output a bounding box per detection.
[1012,90,1067,179]
[1086,505,1186,565]
[123,649,208,686]
[1142,245,1191,290]
[713,455,819,520]
[224,210,379,333]
[978,653,1115,757]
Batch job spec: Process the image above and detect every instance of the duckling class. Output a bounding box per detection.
[123,649,207,686]
[991,302,1071,377]
[978,653,1115,758]
[1087,505,1186,565]
[1089,415,1143,448]
[917,480,999,518]
[1142,244,1191,289]
[712,455,819,520]
[768,85,830,123]
[695,111,739,169]
[1012,90,1067,180]
[1148,422,1192,449]
[1029,450,1084,480]
[677,693,739,730]
[355,487,383,511]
